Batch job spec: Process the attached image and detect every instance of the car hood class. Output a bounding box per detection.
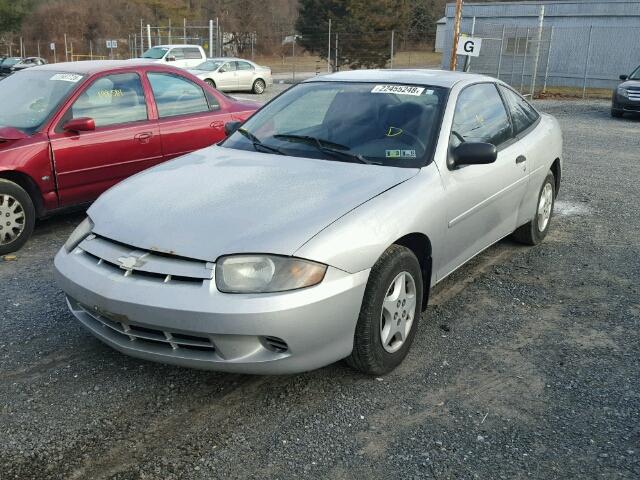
[89,146,418,262]
[187,69,208,76]
[621,79,640,88]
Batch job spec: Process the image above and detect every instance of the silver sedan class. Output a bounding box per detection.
[188,58,272,94]
[55,70,563,375]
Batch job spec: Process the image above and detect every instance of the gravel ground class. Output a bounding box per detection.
[1,98,639,480]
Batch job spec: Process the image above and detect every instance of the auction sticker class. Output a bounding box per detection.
[50,73,83,83]
[372,85,425,96]
[386,149,417,158]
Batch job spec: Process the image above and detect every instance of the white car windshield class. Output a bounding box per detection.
[141,47,169,59]
[222,81,447,168]
[0,70,84,134]
[194,60,224,71]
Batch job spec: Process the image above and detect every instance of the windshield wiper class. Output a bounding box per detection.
[273,134,372,164]
[237,128,285,155]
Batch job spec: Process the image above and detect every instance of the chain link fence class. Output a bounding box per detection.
[454,23,640,98]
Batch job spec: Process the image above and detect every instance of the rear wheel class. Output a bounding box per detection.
[205,78,216,89]
[347,245,423,375]
[0,179,36,255]
[512,171,555,246]
[252,79,266,94]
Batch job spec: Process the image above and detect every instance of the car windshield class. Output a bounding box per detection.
[630,65,640,80]
[0,70,84,135]
[222,81,447,168]
[141,47,169,59]
[194,60,224,71]
[2,57,21,66]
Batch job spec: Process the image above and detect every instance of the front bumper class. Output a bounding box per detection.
[54,245,369,374]
[612,93,640,113]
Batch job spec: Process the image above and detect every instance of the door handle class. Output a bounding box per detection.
[134,132,153,143]
[210,121,225,129]
[516,155,527,164]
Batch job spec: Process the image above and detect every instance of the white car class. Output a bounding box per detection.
[188,58,272,94]
[140,45,206,69]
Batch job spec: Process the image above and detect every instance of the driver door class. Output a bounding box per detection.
[215,61,238,90]
[49,71,162,206]
[438,83,529,279]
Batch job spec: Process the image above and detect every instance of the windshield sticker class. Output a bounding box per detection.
[97,89,124,98]
[386,149,417,159]
[372,85,425,96]
[50,73,83,83]
[386,127,403,137]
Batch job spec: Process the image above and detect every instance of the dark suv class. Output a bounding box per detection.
[612,65,640,118]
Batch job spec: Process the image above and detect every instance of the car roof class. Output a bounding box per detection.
[26,60,163,75]
[304,69,497,88]
[154,44,203,49]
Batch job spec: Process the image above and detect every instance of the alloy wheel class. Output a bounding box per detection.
[380,271,417,354]
[537,183,553,232]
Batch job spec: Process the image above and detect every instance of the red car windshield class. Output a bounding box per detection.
[0,70,84,135]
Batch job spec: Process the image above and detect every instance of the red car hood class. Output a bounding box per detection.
[0,127,29,142]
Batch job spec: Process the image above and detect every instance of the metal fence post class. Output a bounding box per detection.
[169,19,172,44]
[335,33,339,71]
[510,33,519,86]
[64,34,68,62]
[209,19,213,57]
[496,25,506,80]
[140,19,144,55]
[183,18,187,44]
[390,30,395,68]
[542,26,554,93]
[465,16,476,72]
[530,5,545,97]
[327,19,332,72]
[582,26,593,98]
[147,24,151,50]
[37,41,40,58]
[519,28,530,93]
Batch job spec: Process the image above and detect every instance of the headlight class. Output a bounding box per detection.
[618,87,629,97]
[215,255,327,293]
[64,217,94,252]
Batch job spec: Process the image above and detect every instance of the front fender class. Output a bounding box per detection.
[294,164,447,285]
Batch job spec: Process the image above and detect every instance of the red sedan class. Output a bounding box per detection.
[0,60,259,254]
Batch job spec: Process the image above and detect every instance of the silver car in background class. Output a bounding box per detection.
[188,58,272,94]
[55,70,562,375]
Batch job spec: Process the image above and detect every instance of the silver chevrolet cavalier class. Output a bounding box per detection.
[55,70,563,375]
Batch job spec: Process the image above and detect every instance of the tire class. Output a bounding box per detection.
[347,244,423,375]
[252,79,266,94]
[0,179,36,255]
[512,171,556,246]
[611,108,623,118]
[205,78,216,89]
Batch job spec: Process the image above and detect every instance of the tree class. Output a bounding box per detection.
[296,0,411,69]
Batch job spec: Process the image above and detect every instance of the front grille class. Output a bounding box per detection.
[76,301,216,355]
[77,234,213,284]
[628,88,640,101]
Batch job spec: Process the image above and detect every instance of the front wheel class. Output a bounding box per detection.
[252,79,266,94]
[0,179,36,255]
[205,78,216,89]
[347,245,423,375]
[512,171,556,246]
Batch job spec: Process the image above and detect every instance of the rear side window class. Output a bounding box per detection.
[237,61,254,71]
[451,83,511,147]
[499,86,539,136]
[148,72,210,118]
[184,48,203,59]
[169,48,185,60]
[65,72,148,128]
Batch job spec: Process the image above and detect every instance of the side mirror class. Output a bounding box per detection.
[224,120,242,136]
[619,74,628,81]
[166,55,176,62]
[450,142,497,169]
[63,117,95,133]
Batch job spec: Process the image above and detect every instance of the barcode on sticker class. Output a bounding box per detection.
[50,73,83,83]
[372,85,425,96]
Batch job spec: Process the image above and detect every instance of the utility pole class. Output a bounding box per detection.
[327,18,331,73]
[449,0,463,71]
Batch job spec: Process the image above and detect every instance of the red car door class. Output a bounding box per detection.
[49,71,162,206]
[146,71,231,160]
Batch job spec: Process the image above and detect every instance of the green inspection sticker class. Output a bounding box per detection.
[386,149,416,159]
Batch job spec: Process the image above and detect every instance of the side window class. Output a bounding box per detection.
[169,48,185,60]
[148,72,210,118]
[499,86,539,136]
[237,61,254,71]
[220,62,236,73]
[451,83,512,147]
[65,72,148,128]
[184,48,203,59]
